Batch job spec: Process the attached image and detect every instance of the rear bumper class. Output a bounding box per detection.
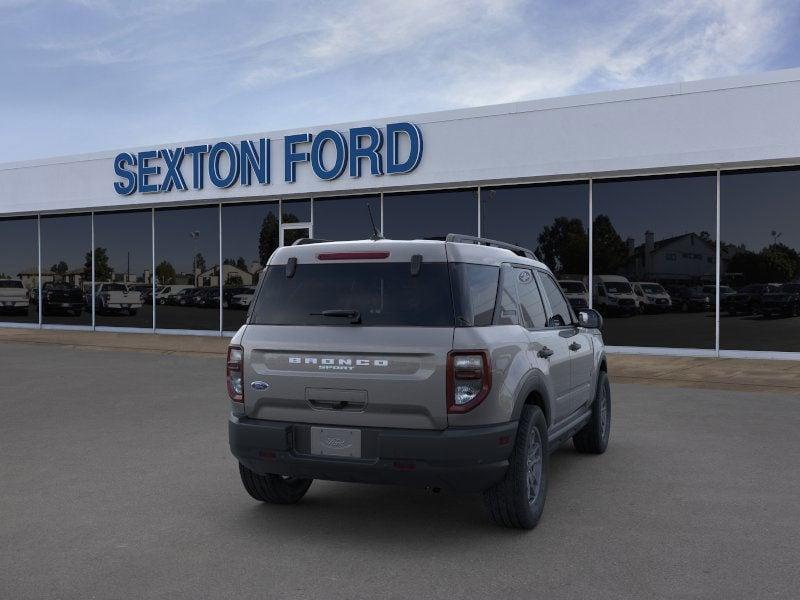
[229,415,517,493]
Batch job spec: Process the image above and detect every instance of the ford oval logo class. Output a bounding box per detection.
[251,381,270,390]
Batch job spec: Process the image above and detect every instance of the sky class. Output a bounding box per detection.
[1,0,799,163]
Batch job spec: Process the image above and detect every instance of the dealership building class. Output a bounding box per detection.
[2,68,800,359]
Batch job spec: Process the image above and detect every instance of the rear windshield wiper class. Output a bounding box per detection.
[310,309,362,324]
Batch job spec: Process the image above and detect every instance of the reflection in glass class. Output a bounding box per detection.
[592,174,716,348]
[221,202,278,331]
[384,189,478,239]
[40,214,92,325]
[282,199,311,223]
[93,210,153,329]
[313,195,381,240]
[0,217,39,323]
[155,206,219,331]
[721,168,800,352]
[481,182,589,313]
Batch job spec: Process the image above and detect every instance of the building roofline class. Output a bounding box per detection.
[3,67,800,171]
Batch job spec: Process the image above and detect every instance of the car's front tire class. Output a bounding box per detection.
[238,463,312,504]
[573,371,611,454]
[483,405,549,530]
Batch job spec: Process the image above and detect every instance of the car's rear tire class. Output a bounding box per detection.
[238,463,312,504]
[573,371,611,454]
[483,405,548,530]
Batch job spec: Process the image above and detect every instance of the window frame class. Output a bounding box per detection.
[534,268,577,329]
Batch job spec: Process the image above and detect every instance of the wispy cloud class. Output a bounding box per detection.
[0,0,797,161]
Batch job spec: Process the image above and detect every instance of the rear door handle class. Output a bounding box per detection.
[537,346,554,359]
[569,342,582,351]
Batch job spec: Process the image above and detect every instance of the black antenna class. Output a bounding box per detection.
[367,203,383,240]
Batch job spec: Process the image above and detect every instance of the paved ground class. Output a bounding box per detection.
[1,342,799,599]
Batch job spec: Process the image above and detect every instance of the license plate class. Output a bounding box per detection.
[310,427,361,458]
[61,303,71,307]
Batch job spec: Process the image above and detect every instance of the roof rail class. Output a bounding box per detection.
[291,238,333,246]
[445,234,537,260]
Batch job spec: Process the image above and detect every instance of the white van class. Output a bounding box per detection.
[631,282,672,313]
[155,285,194,305]
[593,275,638,316]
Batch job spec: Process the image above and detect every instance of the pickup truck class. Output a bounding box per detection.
[90,283,143,315]
[0,279,30,315]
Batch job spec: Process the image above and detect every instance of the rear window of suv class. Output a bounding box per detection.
[251,262,456,327]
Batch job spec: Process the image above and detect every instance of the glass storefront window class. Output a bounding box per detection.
[721,167,800,352]
[592,173,717,349]
[282,199,311,223]
[221,201,278,332]
[0,217,39,324]
[93,210,153,329]
[383,189,478,239]
[154,205,219,331]
[40,214,92,326]
[481,182,589,315]
[313,195,381,240]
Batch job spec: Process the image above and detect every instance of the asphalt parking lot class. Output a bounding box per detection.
[1,342,799,600]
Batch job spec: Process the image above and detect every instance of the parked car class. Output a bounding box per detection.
[724,283,780,316]
[667,286,711,312]
[170,287,199,306]
[593,275,638,316]
[89,283,143,315]
[702,285,736,304]
[157,285,194,305]
[230,289,255,310]
[127,284,159,305]
[558,280,589,312]
[0,279,30,315]
[39,282,84,315]
[759,283,800,318]
[228,234,610,530]
[631,282,672,313]
[222,286,255,309]
[191,287,220,308]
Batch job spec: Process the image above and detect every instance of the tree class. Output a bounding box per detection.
[226,274,244,286]
[258,213,279,266]
[51,261,68,275]
[591,215,629,274]
[84,247,113,283]
[535,217,589,276]
[235,256,248,271]
[156,261,177,285]
[194,253,206,273]
[223,258,236,266]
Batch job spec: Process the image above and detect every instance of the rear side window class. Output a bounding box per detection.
[251,262,454,327]
[495,265,519,325]
[515,269,547,329]
[450,264,499,326]
[539,272,573,326]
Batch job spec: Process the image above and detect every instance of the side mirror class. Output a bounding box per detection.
[578,309,603,330]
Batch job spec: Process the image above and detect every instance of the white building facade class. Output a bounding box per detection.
[2,68,800,358]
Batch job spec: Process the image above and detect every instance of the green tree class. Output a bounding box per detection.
[591,215,629,274]
[51,261,68,275]
[535,217,589,276]
[156,261,177,285]
[235,256,248,271]
[84,247,113,283]
[258,213,279,266]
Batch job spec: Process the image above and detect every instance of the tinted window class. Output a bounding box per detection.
[251,262,453,327]
[721,168,800,352]
[451,263,499,326]
[221,202,277,332]
[313,195,381,241]
[282,199,310,223]
[93,210,153,329]
[40,214,91,325]
[0,217,38,324]
[383,189,478,239]
[539,272,572,326]
[481,182,589,281]
[155,206,219,331]
[495,265,519,326]
[593,174,716,348]
[515,269,547,328]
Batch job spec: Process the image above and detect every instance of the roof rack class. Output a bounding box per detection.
[445,234,537,260]
[291,238,333,246]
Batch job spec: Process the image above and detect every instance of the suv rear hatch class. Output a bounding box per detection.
[241,242,454,430]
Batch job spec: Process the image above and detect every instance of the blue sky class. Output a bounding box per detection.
[1,0,799,163]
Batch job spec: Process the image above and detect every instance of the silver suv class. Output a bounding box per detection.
[228,234,610,529]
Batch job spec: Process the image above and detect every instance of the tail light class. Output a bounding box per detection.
[447,350,491,413]
[227,345,244,403]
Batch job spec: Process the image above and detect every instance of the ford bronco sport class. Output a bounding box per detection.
[228,234,610,529]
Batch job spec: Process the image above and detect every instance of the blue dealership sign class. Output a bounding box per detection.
[113,122,423,195]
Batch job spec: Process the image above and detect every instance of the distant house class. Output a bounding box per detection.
[624,231,727,283]
[196,264,254,287]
